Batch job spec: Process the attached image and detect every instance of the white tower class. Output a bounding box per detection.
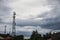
[12,12,16,36]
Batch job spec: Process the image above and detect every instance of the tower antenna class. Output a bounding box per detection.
[12,12,16,36]
[4,25,7,34]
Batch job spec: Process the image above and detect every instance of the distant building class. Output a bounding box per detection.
[47,38,52,40]
[5,34,12,40]
[47,32,60,40]
[52,32,60,40]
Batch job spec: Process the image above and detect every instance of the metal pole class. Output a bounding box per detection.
[12,12,16,36]
[4,25,6,34]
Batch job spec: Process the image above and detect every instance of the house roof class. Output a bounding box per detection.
[0,36,4,39]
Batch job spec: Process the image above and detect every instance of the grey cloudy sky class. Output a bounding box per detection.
[0,0,60,38]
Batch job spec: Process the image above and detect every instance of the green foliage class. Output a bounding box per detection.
[14,35,24,40]
[0,32,60,40]
[30,31,42,40]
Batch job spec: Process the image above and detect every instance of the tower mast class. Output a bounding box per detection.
[4,25,6,34]
[12,12,16,36]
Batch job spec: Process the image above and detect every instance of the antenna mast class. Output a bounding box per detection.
[12,12,16,36]
[4,25,6,34]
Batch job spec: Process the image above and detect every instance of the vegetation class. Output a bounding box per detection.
[0,31,60,40]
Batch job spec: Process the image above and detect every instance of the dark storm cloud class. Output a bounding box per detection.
[40,17,60,30]
[39,0,60,30]
[16,19,41,26]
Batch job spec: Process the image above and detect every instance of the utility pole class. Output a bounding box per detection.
[4,25,7,34]
[12,12,16,36]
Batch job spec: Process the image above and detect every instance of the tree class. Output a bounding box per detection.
[30,30,42,40]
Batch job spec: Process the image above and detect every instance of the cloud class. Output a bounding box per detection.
[14,0,60,30]
[0,0,11,16]
[0,0,12,24]
[0,0,60,37]
[9,0,52,19]
[38,0,60,30]
[16,26,51,38]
